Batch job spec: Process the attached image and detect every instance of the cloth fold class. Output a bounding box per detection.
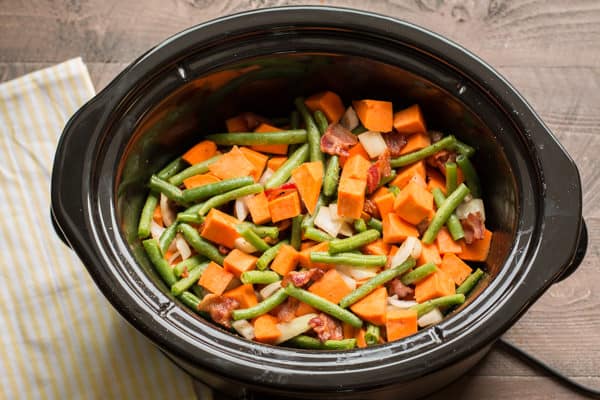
[0,58,196,399]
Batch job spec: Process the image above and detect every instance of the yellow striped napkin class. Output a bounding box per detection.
[0,58,196,399]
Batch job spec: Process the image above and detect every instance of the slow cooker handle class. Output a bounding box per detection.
[553,217,587,283]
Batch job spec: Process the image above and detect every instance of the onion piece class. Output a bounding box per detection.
[388,297,418,309]
[314,205,342,237]
[175,234,192,260]
[259,168,275,185]
[329,203,353,223]
[338,221,354,237]
[390,237,421,268]
[418,307,444,327]
[232,320,255,340]
[456,198,485,222]
[340,106,359,131]
[150,221,165,240]
[358,131,388,158]
[275,313,318,344]
[160,193,177,227]
[167,250,181,265]
[234,237,257,254]
[336,265,378,280]
[234,196,250,221]
[259,281,282,299]
[338,271,357,291]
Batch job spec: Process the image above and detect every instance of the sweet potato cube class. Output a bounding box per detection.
[295,302,318,317]
[436,227,462,255]
[356,328,367,348]
[440,253,472,286]
[182,140,217,165]
[267,157,287,172]
[399,132,431,155]
[414,270,456,303]
[208,145,256,180]
[253,314,281,344]
[268,191,302,223]
[426,168,446,194]
[337,178,367,219]
[382,213,419,244]
[183,173,221,190]
[340,143,370,166]
[308,269,353,304]
[223,283,258,309]
[393,181,435,225]
[393,104,426,135]
[374,192,396,219]
[246,192,271,225]
[200,208,241,248]
[198,262,234,295]
[270,244,299,276]
[350,286,387,326]
[252,123,288,155]
[298,241,330,269]
[223,249,258,278]
[341,154,371,181]
[239,147,268,181]
[390,161,427,189]
[291,161,324,214]
[352,99,393,132]
[386,309,418,341]
[459,229,493,262]
[362,239,390,256]
[418,242,442,266]
[304,91,345,123]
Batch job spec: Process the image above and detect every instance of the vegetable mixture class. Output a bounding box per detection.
[138,91,492,350]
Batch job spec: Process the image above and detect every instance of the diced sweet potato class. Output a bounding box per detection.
[337,178,367,219]
[223,283,258,309]
[436,227,462,255]
[246,192,271,225]
[198,262,234,295]
[182,140,217,165]
[239,147,268,181]
[352,99,393,132]
[223,249,258,278]
[200,208,241,248]
[390,161,426,189]
[399,132,431,155]
[308,269,353,304]
[208,145,256,180]
[304,91,345,123]
[393,180,435,225]
[393,104,426,135]
[270,244,299,276]
[459,229,493,262]
[291,161,324,214]
[252,123,288,155]
[417,242,442,266]
[414,269,456,303]
[267,157,287,172]
[340,143,370,166]
[362,239,390,256]
[386,309,418,341]
[350,286,387,326]
[253,314,281,344]
[268,191,302,223]
[382,213,419,244]
[183,173,221,190]
[341,154,371,181]
[439,253,472,286]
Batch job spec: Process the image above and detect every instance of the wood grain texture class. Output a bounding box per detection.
[1,1,598,399]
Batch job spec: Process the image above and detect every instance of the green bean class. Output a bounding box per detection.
[168,155,221,186]
[198,183,264,216]
[241,271,280,285]
[182,176,254,203]
[456,154,481,198]
[157,157,187,180]
[173,255,206,278]
[178,291,201,310]
[314,110,329,135]
[328,229,380,254]
[249,224,279,240]
[410,294,465,317]
[339,258,416,308]
[191,284,205,299]
[456,268,484,295]
[366,217,382,233]
[286,335,357,350]
[149,175,184,203]
[422,184,470,244]
[378,170,397,188]
[390,135,456,168]
[452,139,476,157]
[142,239,177,286]
[365,324,380,346]
[176,212,203,224]
[256,240,289,270]
[388,185,400,196]
[445,162,458,195]
[354,219,367,233]
[205,130,307,146]
[351,125,367,134]
[232,288,288,320]
[294,98,323,163]
[432,188,464,241]
[284,285,363,328]
[290,110,300,130]
[304,227,334,242]
[159,222,178,253]
[322,155,340,197]
[138,192,159,239]
[401,263,437,285]
[310,252,387,267]
[177,223,224,264]
[171,262,209,296]
[265,144,309,189]
[236,224,271,252]
[301,194,326,230]
[290,215,303,250]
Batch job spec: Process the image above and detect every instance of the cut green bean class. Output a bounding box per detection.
[191,284,205,299]
[365,324,380,346]
[378,170,397,188]
[366,217,382,233]
[205,130,307,146]
[182,176,254,203]
[452,139,476,157]
[445,162,458,195]
[400,262,437,285]
[168,155,221,186]
[232,288,288,320]
[314,110,329,135]
[171,262,208,296]
[294,98,323,163]
[410,294,466,317]
[176,212,203,224]
[388,185,400,196]
[328,229,380,254]
[249,224,279,240]
[301,194,325,230]
[159,222,178,253]
[173,254,206,278]
[290,215,303,250]
[178,291,201,310]
[422,183,470,244]
[157,157,187,180]
[351,125,367,135]
[390,135,456,168]
[354,219,367,233]
[432,188,464,241]
[256,240,289,270]
[456,268,485,295]
[290,110,300,130]
[456,154,481,198]
[310,252,387,267]
[284,285,363,328]
[177,223,225,264]
[149,175,184,203]
[286,335,357,350]
[237,224,271,252]
[198,183,264,216]
[323,155,340,197]
[142,239,177,286]
[241,270,280,285]
[304,227,334,242]
[339,258,416,308]
[138,192,159,239]
[265,144,309,189]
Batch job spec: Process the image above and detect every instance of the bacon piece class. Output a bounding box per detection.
[389,278,415,300]
[282,268,325,288]
[198,294,240,328]
[363,199,380,219]
[366,149,392,194]
[461,212,485,244]
[218,245,230,255]
[275,298,299,323]
[239,112,268,131]
[383,132,408,157]
[309,313,343,342]
[416,218,430,236]
[429,130,444,143]
[320,123,358,157]
[427,150,457,174]
[366,165,381,195]
[265,182,298,201]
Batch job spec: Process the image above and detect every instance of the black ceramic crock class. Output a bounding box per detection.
[51,6,587,399]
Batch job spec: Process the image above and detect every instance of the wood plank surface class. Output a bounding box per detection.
[2,1,598,399]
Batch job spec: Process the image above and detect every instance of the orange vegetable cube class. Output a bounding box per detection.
[337,178,367,219]
[340,143,370,166]
[253,314,281,344]
[440,253,472,286]
[393,104,427,135]
[356,328,367,348]
[223,283,258,309]
[304,91,345,123]
[246,192,271,225]
[182,140,217,165]
[200,208,241,248]
[225,112,265,132]
[239,147,268,181]
[459,229,493,262]
[373,192,395,219]
[390,161,426,189]
[270,244,299,276]
[268,191,302,223]
[223,249,258,278]
[352,99,393,132]
[183,173,221,190]
[393,181,435,225]
[341,154,371,181]
[208,145,256,180]
[267,156,287,172]
[295,302,317,317]
[298,241,330,269]
[343,322,356,340]
[362,239,390,256]
[198,262,234,295]
[386,309,418,341]
[153,205,163,227]
[291,161,324,214]
[414,270,456,303]
[252,123,288,155]
[399,132,431,155]
[436,227,462,255]
[382,213,419,244]
[308,269,353,304]
[418,242,442,266]
[350,286,387,326]
[426,168,446,194]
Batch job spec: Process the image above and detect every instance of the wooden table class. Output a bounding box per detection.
[2,1,598,398]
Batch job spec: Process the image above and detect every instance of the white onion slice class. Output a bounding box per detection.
[275,313,318,344]
[259,281,282,299]
[160,193,177,227]
[388,297,418,309]
[390,236,421,268]
[175,234,192,260]
[234,197,249,221]
[167,250,181,265]
[232,320,255,340]
[338,271,357,291]
[418,307,444,327]
[338,221,354,237]
[358,131,387,158]
[336,265,378,280]
[329,203,353,223]
[150,221,165,240]
[314,206,342,237]
[340,106,359,131]
[456,198,485,222]
[234,237,257,254]
[259,168,275,185]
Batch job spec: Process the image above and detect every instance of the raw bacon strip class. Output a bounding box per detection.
[309,313,343,342]
[320,124,358,157]
[198,294,240,328]
[461,212,485,244]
